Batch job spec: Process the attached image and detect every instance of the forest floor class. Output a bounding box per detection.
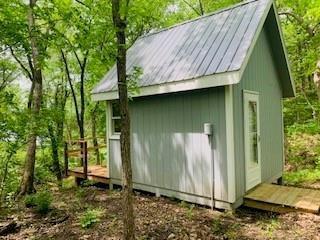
[0,178,320,240]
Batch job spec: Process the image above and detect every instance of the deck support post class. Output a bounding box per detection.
[80,141,84,167]
[64,142,69,177]
[277,177,283,185]
[83,141,88,179]
[75,177,83,186]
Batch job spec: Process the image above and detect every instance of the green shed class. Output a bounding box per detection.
[92,0,295,210]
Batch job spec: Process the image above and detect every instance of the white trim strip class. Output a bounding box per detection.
[225,85,236,203]
[92,71,240,101]
[106,101,112,177]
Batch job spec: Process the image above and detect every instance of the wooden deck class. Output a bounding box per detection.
[244,183,320,213]
[67,165,110,184]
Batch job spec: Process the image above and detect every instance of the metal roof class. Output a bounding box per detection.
[92,0,278,96]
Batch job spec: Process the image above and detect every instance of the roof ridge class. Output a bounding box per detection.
[139,0,260,39]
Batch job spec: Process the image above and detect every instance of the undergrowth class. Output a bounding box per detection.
[24,191,52,214]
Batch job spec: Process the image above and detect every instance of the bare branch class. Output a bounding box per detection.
[182,0,202,16]
[279,11,315,37]
[26,54,34,77]
[199,0,204,15]
[9,47,33,82]
[72,49,83,68]
[312,22,320,34]
[75,0,90,8]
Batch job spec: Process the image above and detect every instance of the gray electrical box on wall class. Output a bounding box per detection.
[204,123,213,136]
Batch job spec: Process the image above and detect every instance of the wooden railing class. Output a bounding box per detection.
[64,138,106,179]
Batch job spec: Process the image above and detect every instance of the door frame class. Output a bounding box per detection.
[243,90,262,191]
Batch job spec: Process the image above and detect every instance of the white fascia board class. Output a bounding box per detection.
[92,71,241,101]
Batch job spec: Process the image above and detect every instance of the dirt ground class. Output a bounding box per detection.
[1,181,320,240]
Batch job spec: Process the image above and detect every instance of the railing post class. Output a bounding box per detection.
[64,142,69,177]
[84,141,88,179]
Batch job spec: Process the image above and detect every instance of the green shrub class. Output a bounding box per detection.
[61,177,76,190]
[179,201,195,219]
[212,218,223,234]
[186,204,195,220]
[80,208,104,229]
[24,194,37,208]
[24,191,52,214]
[35,191,52,214]
[284,169,320,186]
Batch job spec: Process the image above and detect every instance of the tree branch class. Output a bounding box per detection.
[9,47,33,82]
[312,22,320,34]
[279,11,315,37]
[26,54,34,78]
[72,49,83,69]
[182,0,202,16]
[199,0,204,15]
[60,50,82,130]
[75,0,90,8]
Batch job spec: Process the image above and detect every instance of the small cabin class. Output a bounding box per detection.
[92,0,295,210]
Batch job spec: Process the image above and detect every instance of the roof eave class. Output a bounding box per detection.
[92,71,241,101]
[237,0,295,99]
[271,2,296,98]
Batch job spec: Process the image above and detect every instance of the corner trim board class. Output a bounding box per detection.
[225,85,236,203]
[106,101,112,177]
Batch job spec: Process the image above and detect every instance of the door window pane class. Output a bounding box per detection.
[249,101,258,164]
[111,100,121,134]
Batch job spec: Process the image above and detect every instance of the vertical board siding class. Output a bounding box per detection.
[109,139,121,180]
[109,88,227,199]
[233,26,284,200]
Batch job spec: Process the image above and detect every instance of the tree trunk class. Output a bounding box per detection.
[61,50,83,139]
[314,61,320,100]
[61,50,86,167]
[112,0,134,239]
[48,124,62,183]
[0,152,14,205]
[18,0,43,196]
[91,103,100,165]
[48,83,68,183]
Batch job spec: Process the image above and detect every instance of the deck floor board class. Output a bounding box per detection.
[68,165,109,184]
[244,183,320,213]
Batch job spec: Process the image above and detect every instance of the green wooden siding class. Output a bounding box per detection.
[233,26,284,200]
[109,88,227,200]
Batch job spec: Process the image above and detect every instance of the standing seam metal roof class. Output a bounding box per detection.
[93,0,271,94]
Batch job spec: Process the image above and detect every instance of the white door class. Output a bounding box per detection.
[244,91,261,191]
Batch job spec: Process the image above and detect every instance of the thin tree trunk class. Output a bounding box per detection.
[91,103,100,165]
[112,0,134,239]
[79,57,87,140]
[61,50,82,138]
[0,152,13,205]
[48,124,62,183]
[314,61,320,100]
[19,0,43,196]
[61,50,85,166]
[56,82,67,149]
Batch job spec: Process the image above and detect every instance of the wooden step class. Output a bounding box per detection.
[244,183,320,213]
